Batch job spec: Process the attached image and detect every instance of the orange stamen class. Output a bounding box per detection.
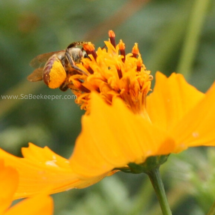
[83,42,97,60]
[73,80,90,93]
[108,30,116,47]
[116,64,123,79]
[136,59,142,72]
[119,40,125,62]
[108,30,115,38]
[84,62,94,74]
[132,43,139,58]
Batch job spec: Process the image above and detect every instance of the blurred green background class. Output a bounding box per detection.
[0,0,215,214]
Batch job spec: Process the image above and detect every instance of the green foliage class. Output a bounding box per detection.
[0,0,215,214]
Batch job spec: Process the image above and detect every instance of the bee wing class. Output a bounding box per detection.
[27,68,43,82]
[30,51,63,68]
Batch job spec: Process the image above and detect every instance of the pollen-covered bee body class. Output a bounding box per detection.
[43,53,67,89]
[27,41,89,91]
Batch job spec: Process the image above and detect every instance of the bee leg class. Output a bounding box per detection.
[59,82,68,91]
[65,51,88,76]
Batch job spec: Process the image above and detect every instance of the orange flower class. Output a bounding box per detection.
[69,31,215,175]
[1,71,215,199]
[1,30,215,199]
[0,160,53,215]
[71,71,215,176]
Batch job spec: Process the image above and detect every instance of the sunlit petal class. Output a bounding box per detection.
[171,82,215,152]
[146,72,204,131]
[4,194,53,215]
[0,144,110,199]
[70,93,176,177]
[0,161,18,214]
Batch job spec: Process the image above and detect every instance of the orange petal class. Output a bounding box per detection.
[171,82,215,152]
[4,194,53,215]
[0,161,18,214]
[70,92,175,177]
[0,144,105,199]
[146,72,204,131]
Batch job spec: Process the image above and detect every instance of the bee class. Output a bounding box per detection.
[27,42,88,91]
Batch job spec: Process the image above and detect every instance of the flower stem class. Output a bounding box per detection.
[147,168,172,215]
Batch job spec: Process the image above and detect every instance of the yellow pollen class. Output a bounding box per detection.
[119,40,125,51]
[84,42,95,52]
[108,30,115,38]
[132,43,139,56]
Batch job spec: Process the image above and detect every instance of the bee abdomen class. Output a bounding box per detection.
[43,55,67,89]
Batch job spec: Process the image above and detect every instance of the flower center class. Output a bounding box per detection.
[68,30,153,114]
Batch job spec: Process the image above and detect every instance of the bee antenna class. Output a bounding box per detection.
[67,42,77,49]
